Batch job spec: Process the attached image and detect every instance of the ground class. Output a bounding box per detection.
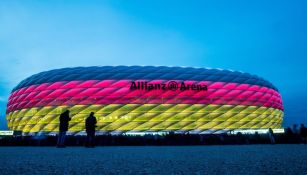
[0,145,306,175]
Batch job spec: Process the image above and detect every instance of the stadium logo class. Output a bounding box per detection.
[130,81,208,91]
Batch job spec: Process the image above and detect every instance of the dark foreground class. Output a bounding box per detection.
[0,145,306,175]
[1,131,306,146]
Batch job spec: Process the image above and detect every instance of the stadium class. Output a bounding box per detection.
[6,66,284,135]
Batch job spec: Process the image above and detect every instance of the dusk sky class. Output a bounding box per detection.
[0,0,306,129]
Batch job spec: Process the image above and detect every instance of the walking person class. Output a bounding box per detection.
[57,110,72,148]
[85,112,97,148]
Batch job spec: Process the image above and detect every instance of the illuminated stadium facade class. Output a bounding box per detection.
[6,66,284,135]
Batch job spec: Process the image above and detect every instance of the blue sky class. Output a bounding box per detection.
[0,0,306,129]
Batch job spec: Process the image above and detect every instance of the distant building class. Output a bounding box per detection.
[6,66,283,135]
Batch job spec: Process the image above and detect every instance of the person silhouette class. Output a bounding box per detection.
[85,112,97,147]
[57,110,71,148]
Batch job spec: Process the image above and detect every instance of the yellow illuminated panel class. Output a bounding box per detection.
[6,104,283,133]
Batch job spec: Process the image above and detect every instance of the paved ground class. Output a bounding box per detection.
[0,145,306,175]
